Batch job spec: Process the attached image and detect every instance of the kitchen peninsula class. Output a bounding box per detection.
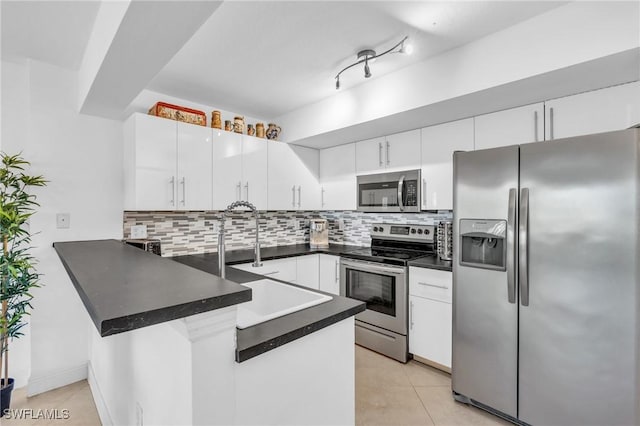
[54,239,364,426]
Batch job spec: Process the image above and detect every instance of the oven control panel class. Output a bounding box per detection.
[371,223,435,242]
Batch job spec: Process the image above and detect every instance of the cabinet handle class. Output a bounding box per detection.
[378,142,383,166]
[534,110,539,142]
[417,282,448,290]
[321,187,325,208]
[386,141,390,166]
[410,300,414,330]
[335,260,339,283]
[236,181,242,201]
[549,107,554,140]
[169,176,175,206]
[292,185,296,208]
[244,182,249,201]
[422,178,427,209]
[297,186,301,208]
[180,177,186,206]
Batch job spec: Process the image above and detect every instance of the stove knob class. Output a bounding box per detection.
[424,229,430,235]
[417,229,423,234]
[378,226,384,232]
[411,229,416,234]
[373,226,379,232]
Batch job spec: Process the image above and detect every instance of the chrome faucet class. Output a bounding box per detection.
[217,201,262,279]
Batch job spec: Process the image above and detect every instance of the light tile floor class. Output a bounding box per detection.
[3,346,510,426]
[4,380,100,426]
[355,345,511,426]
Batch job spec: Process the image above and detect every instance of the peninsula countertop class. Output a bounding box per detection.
[54,239,252,337]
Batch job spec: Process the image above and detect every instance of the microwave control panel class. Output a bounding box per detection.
[405,180,418,206]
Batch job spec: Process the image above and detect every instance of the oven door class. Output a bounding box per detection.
[340,258,407,335]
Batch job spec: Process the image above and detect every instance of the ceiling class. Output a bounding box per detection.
[1,0,100,70]
[1,1,569,120]
[148,1,568,119]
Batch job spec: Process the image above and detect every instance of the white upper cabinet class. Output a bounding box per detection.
[177,122,212,210]
[355,130,421,174]
[420,118,474,210]
[384,129,422,171]
[355,136,386,173]
[241,135,268,210]
[212,131,243,209]
[124,113,213,211]
[268,142,320,210]
[545,81,640,141]
[474,103,544,150]
[212,132,268,210]
[319,143,356,210]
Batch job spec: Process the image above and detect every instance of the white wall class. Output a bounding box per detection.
[0,59,124,392]
[276,1,640,143]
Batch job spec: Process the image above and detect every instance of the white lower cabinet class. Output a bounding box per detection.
[293,255,320,289]
[408,266,452,370]
[319,254,341,295]
[232,257,297,283]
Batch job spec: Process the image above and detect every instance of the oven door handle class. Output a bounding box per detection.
[397,175,405,211]
[341,258,406,275]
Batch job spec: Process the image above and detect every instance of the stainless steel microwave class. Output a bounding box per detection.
[357,169,421,212]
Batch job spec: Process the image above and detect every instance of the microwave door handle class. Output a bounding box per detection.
[397,175,405,211]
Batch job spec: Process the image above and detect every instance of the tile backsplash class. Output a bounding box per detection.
[123,210,452,257]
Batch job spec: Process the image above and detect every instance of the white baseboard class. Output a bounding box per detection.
[87,361,113,426]
[27,363,88,397]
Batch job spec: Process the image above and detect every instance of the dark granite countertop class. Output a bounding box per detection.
[54,240,252,337]
[408,254,453,272]
[172,243,365,362]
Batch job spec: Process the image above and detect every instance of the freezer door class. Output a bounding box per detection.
[518,129,640,426]
[452,145,519,418]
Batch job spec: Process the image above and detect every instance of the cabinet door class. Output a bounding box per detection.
[545,81,640,140]
[267,141,297,210]
[319,254,340,295]
[232,258,297,283]
[355,137,386,174]
[474,103,544,150]
[409,296,452,369]
[177,122,212,210]
[420,119,473,210]
[291,145,321,210]
[134,114,177,210]
[293,255,320,289]
[385,129,421,171]
[242,135,268,210]
[212,131,243,210]
[320,143,356,210]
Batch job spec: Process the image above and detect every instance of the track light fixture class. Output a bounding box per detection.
[335,36,412,90]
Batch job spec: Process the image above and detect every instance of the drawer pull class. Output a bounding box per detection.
[262,271,280,275]
[417,282,448,289]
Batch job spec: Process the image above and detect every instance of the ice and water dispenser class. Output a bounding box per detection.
[459,219,507,271]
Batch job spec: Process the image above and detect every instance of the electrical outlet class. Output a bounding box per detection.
[289,219,297,230]
[130,225,147,239]
[56,213,70,229]
[337,219,345,231]
[212,222,219,234]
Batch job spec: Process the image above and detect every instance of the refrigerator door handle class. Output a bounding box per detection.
[519,187,530,306]
[507,188,517,304]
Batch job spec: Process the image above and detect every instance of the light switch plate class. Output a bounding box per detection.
[130,225,148,239]
[56,213,70,229]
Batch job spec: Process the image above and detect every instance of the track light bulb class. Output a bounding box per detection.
[364,61,371,78]
[401,39,414,55]
[336,77,340,90]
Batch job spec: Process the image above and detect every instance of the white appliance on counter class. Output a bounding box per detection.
[452,128,640,425]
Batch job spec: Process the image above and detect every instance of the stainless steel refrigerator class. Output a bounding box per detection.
[452,128,640,425]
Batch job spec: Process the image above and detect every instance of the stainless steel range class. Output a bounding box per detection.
[340,223,435,362]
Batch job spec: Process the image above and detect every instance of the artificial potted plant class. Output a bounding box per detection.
[0,153,46,414]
